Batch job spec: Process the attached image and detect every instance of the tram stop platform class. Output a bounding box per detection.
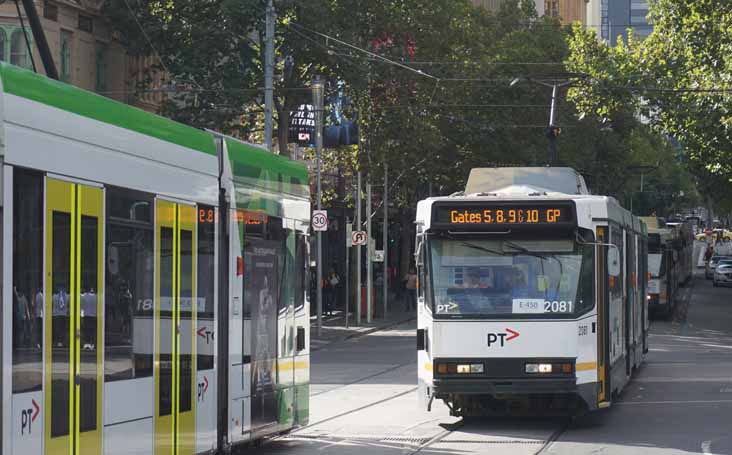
[309,309,416,352]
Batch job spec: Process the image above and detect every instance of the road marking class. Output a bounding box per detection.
[701,440,713,455]
[617,399,732,406]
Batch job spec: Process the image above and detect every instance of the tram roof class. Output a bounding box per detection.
[0,63,308,190]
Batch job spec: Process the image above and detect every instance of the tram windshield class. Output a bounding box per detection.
[427,237,594,318]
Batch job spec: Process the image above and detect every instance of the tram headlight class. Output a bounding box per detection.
[455,363,484,374]
[437,362,484,374]
[524,363,552,373]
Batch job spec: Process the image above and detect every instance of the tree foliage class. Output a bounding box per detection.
[104,0,697,216]
[565,0,732,211]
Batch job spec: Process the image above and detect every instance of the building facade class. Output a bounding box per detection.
[471,0,590,24]
[0,0,160,108]
[587,0,652,43]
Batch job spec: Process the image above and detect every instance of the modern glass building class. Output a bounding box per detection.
[587,0,652,44]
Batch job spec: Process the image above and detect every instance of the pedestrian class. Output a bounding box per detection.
[704,244,714,263]
[404,268,418,311]
[325,267,340,316]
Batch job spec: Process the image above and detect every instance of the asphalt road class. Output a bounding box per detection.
[249,269,732,455]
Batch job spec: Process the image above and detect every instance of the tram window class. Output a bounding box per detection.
[104,188,154,382]
[179,229,193,413]
[197,204,215,371]
[80,215,98,432]
[12,170,43,393]
[51,211,71,437]
[159,227,173,417]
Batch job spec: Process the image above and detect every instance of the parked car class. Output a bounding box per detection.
[706,255,732,279]
[713,263,732,287]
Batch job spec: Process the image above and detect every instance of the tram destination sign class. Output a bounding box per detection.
[432,201,575,229]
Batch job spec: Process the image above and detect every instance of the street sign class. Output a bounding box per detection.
[373,250,384,262]
[351,230,367,246]
[312,210,328,231]
[346,223,352,247]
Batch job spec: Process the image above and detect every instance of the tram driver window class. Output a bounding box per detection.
[104,188,154,381]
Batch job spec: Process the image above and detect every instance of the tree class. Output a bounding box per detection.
[565,0,732,212]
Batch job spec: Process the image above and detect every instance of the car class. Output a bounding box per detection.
[713,263,732,287]
[706,255,732,279]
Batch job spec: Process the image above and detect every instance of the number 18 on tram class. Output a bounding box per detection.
[415,192,648,416]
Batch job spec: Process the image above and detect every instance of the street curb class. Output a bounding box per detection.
[310,316,417,352]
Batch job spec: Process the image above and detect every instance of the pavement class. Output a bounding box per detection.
[245,269,732,455]
[309,306,417,351]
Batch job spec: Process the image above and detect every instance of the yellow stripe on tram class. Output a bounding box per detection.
[576,362,597,372]
[75,186,82,454]
[424,363,433,372]
[276,361,310,373]
[69,184,76,455]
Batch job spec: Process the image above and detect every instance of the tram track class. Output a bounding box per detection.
[399,417,569,455]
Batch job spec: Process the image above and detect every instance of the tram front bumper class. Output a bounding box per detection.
[432,377,577,396]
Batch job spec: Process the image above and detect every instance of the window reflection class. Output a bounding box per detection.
[104,188,154,381]
[12,170,43,393]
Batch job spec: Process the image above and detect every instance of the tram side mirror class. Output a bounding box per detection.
[607,247,620,277]
[296,326,306,352]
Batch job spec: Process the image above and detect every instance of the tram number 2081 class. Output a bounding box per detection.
[544,301,573,313]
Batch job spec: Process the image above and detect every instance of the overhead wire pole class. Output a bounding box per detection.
[312,77,324,336]
[356,171,362,326]
[19,0,57,79]
[383,162,388,317]
[264,0,275,153]
[366,182,373,323]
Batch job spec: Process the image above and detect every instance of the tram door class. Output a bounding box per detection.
[154,200,197,455]
[44,178,103,455]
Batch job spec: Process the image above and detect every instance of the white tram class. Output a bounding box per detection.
[0,63,311,455]
[416,168,648,415]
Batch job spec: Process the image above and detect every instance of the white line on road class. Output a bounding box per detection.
[617,399,732,406]
[701,440,714,455]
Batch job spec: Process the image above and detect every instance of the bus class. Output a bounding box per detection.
[416,167,648,416]
[1,62,310,455]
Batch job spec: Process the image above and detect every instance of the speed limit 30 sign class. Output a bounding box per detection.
[312,210,328,231]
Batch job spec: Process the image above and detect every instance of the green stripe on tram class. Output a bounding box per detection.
[0,62,217,156]
[226,138,309,194]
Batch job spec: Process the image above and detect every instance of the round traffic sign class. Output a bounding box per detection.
[312,210,328,231]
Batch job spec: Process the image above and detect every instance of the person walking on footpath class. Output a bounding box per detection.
[404,268,418,311]
[325,267,340,316]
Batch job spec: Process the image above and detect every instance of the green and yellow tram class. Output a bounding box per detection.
[0,62,311,455]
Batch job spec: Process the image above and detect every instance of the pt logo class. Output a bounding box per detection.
[197,326,214,344]
[21,399,40,435]
[487,328,520,347]
[197,376,209,402]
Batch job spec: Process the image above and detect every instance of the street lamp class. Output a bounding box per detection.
[509,74,587,166]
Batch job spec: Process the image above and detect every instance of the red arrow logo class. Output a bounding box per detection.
[197,327,206,338]
[203,376,209,394]
[32,399,40,422]
[505,328,520,341]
